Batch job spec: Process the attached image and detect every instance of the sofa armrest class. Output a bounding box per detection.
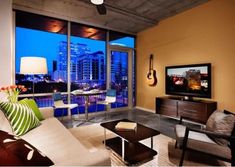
[39,107,54,119]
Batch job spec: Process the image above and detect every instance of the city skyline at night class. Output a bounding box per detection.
[15,27,106,74]
[15,25,134,109]
[16,27,130,93]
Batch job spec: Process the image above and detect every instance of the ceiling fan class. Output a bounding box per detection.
[90,0,107,15]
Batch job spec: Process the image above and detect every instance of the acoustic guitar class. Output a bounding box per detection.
[147,54,157,86]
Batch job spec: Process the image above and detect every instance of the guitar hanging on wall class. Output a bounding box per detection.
[147,54,157,86]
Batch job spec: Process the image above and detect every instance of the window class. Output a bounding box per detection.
[70,23,107,91]
[109,31,135,48]
[15,11,68,94]
[15,11,136,112]
[70,23,107,112]
[110,50,128,107]
[109,31,136,106]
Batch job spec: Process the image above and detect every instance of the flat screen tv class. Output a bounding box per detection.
[165,63,211,99]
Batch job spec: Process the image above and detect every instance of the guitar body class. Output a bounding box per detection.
[147,69,157,86]
[147,54,158,86]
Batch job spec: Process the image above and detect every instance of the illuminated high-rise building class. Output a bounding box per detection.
[77,51,105,82]
[54,41,105,84]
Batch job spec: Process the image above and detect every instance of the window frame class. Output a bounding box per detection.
[13,10,136,107]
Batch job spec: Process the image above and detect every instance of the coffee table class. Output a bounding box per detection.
[100,119,160,165]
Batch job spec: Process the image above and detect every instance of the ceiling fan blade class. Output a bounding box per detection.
[96,4,106,15]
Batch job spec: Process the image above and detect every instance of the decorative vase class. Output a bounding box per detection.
[8,92,19,103]
[0,85,27,103]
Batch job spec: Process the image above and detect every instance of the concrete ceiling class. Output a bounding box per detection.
[13,0,209,35]
[78,0,209,34]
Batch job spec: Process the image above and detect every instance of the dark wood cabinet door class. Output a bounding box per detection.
[156,98,177,117]
[178,101,207,123]
[156,97,217,124]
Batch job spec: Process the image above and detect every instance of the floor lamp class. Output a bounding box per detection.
[20,57,48,98]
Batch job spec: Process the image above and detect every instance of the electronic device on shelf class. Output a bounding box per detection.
[165,63,211,100]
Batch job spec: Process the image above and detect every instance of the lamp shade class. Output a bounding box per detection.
[91,0,103,5]
[20,57,48,75]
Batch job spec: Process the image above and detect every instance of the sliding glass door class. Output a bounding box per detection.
[108,46,134,110]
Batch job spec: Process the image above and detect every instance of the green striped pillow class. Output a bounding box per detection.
[19,98,44,121]
[0,101,40,136]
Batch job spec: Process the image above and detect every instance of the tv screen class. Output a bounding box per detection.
[165,63,211,98]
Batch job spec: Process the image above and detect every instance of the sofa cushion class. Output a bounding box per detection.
[19,98,44,121]
[0,92,8,102]
[0,130,54,166]
[187,138,231,160]
[0,93,12,133]
[206,110,235,145]
[0,101,40,136]
[21,117,110,166]
[39,107,54,119]
[174,125,231,160]
[0,110,13,134]
[174,124,215,147]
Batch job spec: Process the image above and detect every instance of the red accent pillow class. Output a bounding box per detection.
[0,130,54,166]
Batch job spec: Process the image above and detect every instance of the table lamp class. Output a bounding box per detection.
[20,57,48,98]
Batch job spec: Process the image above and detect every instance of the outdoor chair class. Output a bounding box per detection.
[96,89,116,118]
[52,92,79,120]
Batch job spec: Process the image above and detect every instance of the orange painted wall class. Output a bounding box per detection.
[136,0,235,112]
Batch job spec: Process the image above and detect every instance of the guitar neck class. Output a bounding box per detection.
[149,54,153,70]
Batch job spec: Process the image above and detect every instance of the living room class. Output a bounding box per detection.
[0,0,235,166]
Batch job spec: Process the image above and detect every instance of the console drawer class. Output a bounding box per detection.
[156,98,177,117]
[178,101,207,123]
[156,97,217,124]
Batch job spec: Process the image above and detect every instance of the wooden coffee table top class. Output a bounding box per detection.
[100,119,160,143]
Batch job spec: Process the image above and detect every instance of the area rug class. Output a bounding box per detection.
[69,123,229,166]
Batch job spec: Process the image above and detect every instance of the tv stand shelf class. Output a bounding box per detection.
[155,96,217,124]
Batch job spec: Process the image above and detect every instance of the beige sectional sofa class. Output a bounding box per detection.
[0,107,111,166]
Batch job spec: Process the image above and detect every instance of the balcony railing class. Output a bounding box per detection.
[19,93,128,117]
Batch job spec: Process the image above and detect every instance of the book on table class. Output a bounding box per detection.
[115,121,137,131]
